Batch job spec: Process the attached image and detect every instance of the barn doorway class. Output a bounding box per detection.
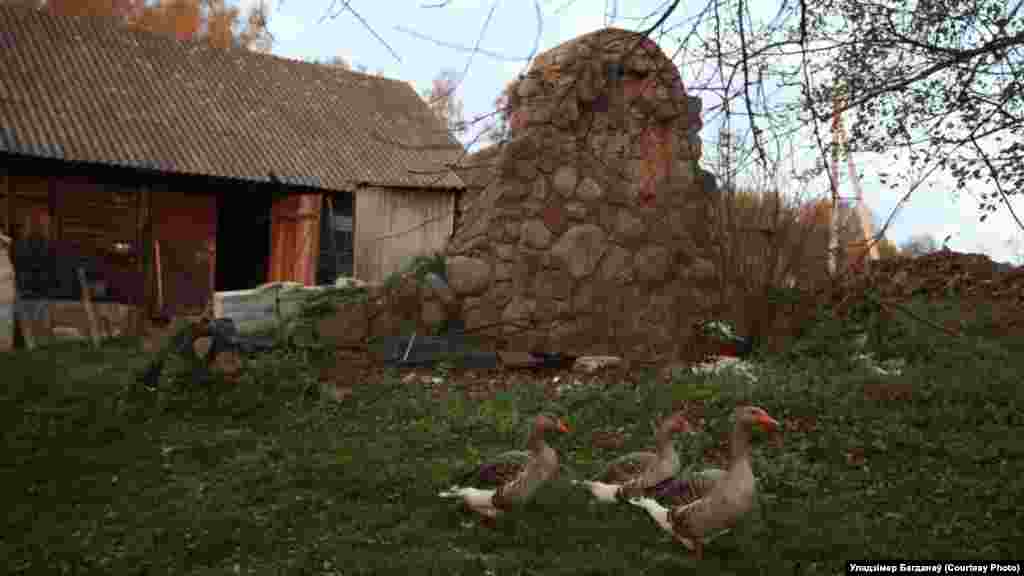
[215,187,272,291]
[316,192,354,284]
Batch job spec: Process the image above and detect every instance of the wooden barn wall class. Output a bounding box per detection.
[150,188,217,315]
[5,173,49,241]
[354,186,454,283]
[53,174,143,305]
[268,193,321,286]
[0,168,148,339]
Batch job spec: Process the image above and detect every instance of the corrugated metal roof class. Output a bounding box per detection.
[0,6,465,191]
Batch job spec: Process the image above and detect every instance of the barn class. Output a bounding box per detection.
[0,5,464,331]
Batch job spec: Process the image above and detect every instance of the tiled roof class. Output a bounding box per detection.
[0,6,464,191]
[453,143,502,191]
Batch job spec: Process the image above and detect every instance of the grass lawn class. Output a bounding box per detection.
[1,302,1022,575]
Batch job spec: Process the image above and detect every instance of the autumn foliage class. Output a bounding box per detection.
[42,0,271,51]
[713,184,905,350]
[422,69,465,135]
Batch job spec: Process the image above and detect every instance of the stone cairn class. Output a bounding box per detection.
[443,28,722,362]
[315,28,722,363]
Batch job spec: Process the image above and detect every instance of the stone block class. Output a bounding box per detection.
[318,299,370,347]
[446,256,492,297]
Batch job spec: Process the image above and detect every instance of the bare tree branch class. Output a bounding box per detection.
[393,25,531,62]
[735,0,768,171]
[319,0,402,64]
[969,133,1024,234]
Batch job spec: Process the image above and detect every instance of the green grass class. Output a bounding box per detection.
[1,303,1022,575]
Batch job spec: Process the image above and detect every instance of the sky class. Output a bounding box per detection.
[247,0,1024,265]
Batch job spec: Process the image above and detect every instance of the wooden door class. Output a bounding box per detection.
[151,189,217,315]
[268,193,321,286]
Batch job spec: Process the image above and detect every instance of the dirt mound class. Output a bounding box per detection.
[832,250,1024,335]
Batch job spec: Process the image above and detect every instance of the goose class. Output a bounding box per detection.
[439,414,569,519]
[573,411,693,503]
[628,405,780,560]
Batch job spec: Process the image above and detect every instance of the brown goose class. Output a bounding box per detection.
[573,411,693,503]
[628,405,780,560]
[439,414,569,518]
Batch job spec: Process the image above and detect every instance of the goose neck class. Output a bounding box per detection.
[526,428,546,452]
[729,420,752,465]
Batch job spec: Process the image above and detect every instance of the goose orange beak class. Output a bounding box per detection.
[557,419,570,434]
[756,414,780,431]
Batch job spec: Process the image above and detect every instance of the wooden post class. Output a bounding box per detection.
[20,312,36,350]
[326,194,338,284]
[351,188,360,281]
[207,236,216,317]
[154,239,164,316]
[76,267,101,348]
[0,233,12,352]
[0,173,10,351]
[136,185,152,338]
[4,173,25,349]
[2,170,9,238]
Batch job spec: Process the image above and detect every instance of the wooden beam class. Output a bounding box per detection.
[77,267,101,348]
[154,239,164,316]
[136,184,152,337]
[20,311,36,350]
[4,170,19,348]
[0,231,12,353]
[206,236,215,313]
[352,187,362,281]
[3,169,10,239]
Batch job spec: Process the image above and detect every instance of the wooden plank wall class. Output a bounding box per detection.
[354,186,454,283]
[2,171,150,339]
[52,175,143,307]
[5,174,48,239]
[56,175,136,251]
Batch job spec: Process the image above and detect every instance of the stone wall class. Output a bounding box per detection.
[315,275,452,350]
[443,28,722,362]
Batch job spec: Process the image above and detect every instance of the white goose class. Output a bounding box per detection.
[628,405,780,560]
[439,414,569,519]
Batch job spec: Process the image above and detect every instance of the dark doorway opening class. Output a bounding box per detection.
[316,192,354,285]
[216,187,272,291]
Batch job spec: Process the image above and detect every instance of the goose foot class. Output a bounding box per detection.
[674,535,703,560]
